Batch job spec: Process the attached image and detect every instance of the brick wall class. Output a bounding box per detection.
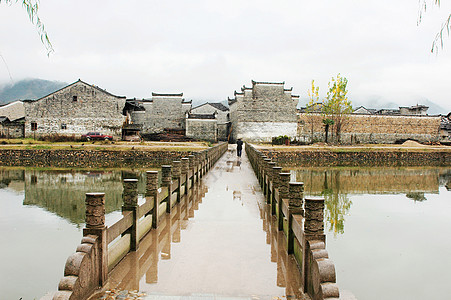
[298,113,441,143]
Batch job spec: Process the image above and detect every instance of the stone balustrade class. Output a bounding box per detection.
[245,143,342,300]
[53,142,228,300]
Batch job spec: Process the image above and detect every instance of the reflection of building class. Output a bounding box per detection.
[23,170,126,224]
[0,168,25,192]
[292,167,442,195]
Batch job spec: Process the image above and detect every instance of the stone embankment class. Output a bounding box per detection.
[255,146,451,166]
[0,149,190,168]
[1,144,449,168]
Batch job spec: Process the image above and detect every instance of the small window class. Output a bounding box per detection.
[61,124,67,130]
[31,122,37,131]
[73,96,78,102]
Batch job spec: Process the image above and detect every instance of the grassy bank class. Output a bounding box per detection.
[0,139,210,152]
[252,142,451,153]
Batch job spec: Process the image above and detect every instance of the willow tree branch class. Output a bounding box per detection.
[1,0,54,55]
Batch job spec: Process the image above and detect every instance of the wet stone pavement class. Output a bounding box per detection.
[92,145,306,300]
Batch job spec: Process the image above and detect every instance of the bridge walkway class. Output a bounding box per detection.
[93,145,306,300]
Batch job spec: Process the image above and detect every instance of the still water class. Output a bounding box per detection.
[290,167,451,300]
[0,166,450,299]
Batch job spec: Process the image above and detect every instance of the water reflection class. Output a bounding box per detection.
[98,180,208,295]
[93,180,305,300]
[1,166,449,234]
[258,198,304,299]
[290,167,451,235]
[0,168,152,225]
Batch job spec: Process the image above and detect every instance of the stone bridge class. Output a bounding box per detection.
[52,142,353,300]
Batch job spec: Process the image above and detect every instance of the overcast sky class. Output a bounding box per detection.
[0,0,450,111]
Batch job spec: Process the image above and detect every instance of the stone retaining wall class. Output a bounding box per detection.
[0,149,189,168]
[260,149,451,167]
[298,113,441,144]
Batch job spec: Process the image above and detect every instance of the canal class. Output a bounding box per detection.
[0,156,450,299]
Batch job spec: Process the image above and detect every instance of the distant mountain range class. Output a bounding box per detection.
[0,79,67,104]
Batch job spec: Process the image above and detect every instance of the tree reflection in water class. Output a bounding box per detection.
[321,170,352,236]
[291,167,450,236]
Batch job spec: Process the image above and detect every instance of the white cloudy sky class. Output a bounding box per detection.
[0,0,450,111]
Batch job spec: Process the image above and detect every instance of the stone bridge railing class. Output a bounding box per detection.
[246,143,342,300]
[53,142,228,300]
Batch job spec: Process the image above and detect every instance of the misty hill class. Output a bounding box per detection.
[0,79,67,104]
[352,98,448,115]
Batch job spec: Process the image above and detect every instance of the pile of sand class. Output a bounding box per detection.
[401,140,426,147]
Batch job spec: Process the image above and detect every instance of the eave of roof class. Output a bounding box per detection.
[31,79,126,102]
[152,92,184,97]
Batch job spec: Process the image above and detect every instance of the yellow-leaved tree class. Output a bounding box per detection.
[322,74,353,144]
[305,80,322,143]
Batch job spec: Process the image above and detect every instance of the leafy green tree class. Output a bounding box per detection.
[323,74,353,144]
[1,0,53,55]
[418,0,451,53]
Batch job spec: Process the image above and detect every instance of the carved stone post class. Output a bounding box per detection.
[278,172,291,231]
[161,165,172,213]
[271,166,282,212]
[289,182,304,215]
[122,179,139,251]
[268,161,276,192]
[287,182,304,254]
[202,149,208,174]
[85,193,105,230]
[302,196,326,293]
[172,161,182,203]
[188,154,195,172]
[263,158,271,192]
[188,154,195,187]
[259,155,267,184]
[181,157,189,195]
[83,192,108,285]
[146,171,159,229]
[304,197,325,237]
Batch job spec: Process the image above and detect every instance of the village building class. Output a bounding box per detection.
[185,112,218,142]
[228,81,299,142]
[126,93,192,136]
[0,101,25,138]
[440,113,451,143]
[1,78,444,144]
[189,102,230,140]
[23,80,126,139]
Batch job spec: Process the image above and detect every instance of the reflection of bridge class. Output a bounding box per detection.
[53,143,352,300]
